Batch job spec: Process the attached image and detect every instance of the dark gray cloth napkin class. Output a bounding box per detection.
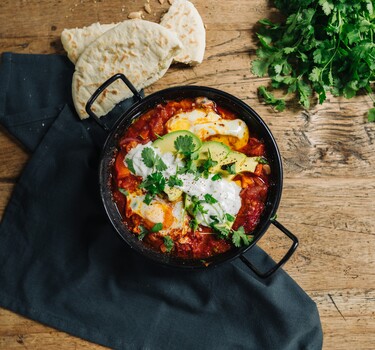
[0,53,323,350]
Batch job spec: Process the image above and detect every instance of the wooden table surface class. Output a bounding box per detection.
[0,0,374,349]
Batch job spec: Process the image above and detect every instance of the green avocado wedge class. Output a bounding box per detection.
[192,141,230,164]
[153,130,202,154]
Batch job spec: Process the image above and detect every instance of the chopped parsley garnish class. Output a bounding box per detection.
[167,175,183,187]
[125,158,136,174]
[174,135,196,155]
[141,147,167,171]
[163,236,174,252]
[151,222,163,232]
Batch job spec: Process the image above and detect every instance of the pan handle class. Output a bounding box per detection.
[85,73,143,131]
[240,220,298,278]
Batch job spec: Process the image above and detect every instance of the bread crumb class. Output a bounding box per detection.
[128,11,143,19]
[144,3,152,14]
[158,0,164,4]
[168,0,173,4]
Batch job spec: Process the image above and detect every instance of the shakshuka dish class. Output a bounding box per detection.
[111,97,271,259]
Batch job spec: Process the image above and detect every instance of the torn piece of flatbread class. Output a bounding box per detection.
[61,22,118,64]
[72,19,183,119]
[160,0,205,65]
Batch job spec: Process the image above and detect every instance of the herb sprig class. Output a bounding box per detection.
[251,0,375,121]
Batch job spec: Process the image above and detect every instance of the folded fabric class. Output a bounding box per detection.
[0,53,323,350]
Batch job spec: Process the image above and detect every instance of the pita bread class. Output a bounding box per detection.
[72,19,183,119]
[61,22,118,64]
[160,0,205,65]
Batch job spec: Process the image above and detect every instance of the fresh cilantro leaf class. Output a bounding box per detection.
[187,196,208,217]
[168,175,183,187]
[225,213,235,222]
[209,215,220,224]
[144,193,154,205]
[125,158,136,174]
[221,162,236,175]
[252,0,375,120]
[141,147,156,168]
[151,222,163,232]
[189,218,199,231]
[141,147,167,171]
[368,108,375,122]
[199,151,219,178]
[258,86,286,112]
[118,188,129,196]
[139,172,166,196]
[155,157,167,172]
[204,194,218,204]
[211,173,222,181]
[138,225,148,241]
[255,156,268,164]
[174,135,196,155]
[232,226,252,248]
[210,223,231,239]
[163,236,174,252]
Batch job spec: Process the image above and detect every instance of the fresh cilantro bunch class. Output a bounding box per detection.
[251,0,375,121]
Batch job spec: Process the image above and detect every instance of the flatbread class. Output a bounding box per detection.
[61,22,118,64]
[72,19,183,119]
[160,0,205,65]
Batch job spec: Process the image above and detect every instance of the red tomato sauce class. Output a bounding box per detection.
[111,98,270,259]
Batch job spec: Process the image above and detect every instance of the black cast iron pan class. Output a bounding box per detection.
[86,73,298,278]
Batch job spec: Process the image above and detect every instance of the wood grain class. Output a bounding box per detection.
[0,0,374,349]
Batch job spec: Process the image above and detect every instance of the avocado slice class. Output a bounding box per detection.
[213,150,246,174]
[192,141,230,164]
[153,130,201,154]
[164,185,183,201]
[236,157,258,173]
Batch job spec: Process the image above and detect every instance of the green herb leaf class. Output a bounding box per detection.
[168,175,183,187]
[258,86,286,112]
[368,108,375,122]
[225,213,235,222]
[141,147,167,171]
[221,162,237,175]
[118,188,129,196]
[204,194,218,204]
[139,172,166,197]
[138,225,148,241]
[210,223,231,239]
[174,135,196,155]
[141,147,157,168]
[252,0,375,120]
[232,226,252,248]
[255,156,268,164]
[125,158,136,174]
[211,173,222,181]
[189,218,199,231]
[151,222,163,232]
[163,236,174,252]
